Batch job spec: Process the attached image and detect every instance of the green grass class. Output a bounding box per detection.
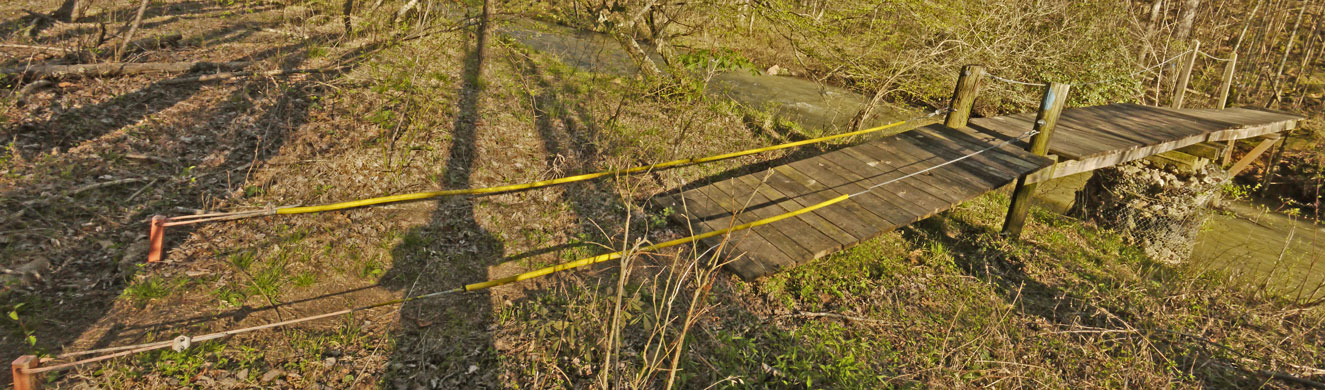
[122,276,189,307]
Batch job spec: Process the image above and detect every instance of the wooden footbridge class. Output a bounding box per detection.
[657,66,1304,280]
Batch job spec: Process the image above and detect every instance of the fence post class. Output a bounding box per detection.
[12,355,40,390]
[1171,41,1199,109]
[1217,51,1238,109]
[944,65,985,129]
[1002,82,1071,238]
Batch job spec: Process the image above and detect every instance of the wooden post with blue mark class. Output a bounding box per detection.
[1002,82,1071,238]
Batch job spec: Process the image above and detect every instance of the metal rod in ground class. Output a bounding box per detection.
[1003,82,1071,238]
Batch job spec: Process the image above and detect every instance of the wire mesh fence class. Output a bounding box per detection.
[1069,159,1228,264]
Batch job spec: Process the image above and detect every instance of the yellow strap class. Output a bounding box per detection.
[463,194,849,291]
[275,119,912,215]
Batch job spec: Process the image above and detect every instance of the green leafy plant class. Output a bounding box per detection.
[8,303,36,347]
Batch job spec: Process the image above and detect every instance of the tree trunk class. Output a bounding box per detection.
[52,0,86,22]
[1175,0,1200,41]
[342,0,353,34]
[1233,0,1264,53]
[1149,0,1166,27]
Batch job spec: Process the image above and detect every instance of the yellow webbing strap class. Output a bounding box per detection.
[274,119,911,215]
[463,194,849,291]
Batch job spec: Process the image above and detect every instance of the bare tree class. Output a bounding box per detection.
[1271,2,1308,104]
[1175,0,1201,41]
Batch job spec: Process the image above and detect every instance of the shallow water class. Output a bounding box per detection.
[499,20,913,132]
[1033,172,1325,300]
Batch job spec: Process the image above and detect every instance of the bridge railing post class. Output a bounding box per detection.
[1171,40,1199,109]
[1218,51,1238,166]
[1217,51,1238,109]
[945,65,985,128]
[1002,82,1071,239]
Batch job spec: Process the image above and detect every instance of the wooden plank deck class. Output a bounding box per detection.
[968,104,1303,183]
[657,103,1303,280]
[654,124,1054,280]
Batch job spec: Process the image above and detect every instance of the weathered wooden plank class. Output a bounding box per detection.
[1050,106,1206,155]
[687,184,798,278]
[1205,120,1297,142]
[919,125,1055,173]
[902,126,1043,178]
[654,191,780,279]
[854,139,1005,197]
[812,150,934,225]
[700,178,828,262]
[767,164,889,240]
[1168,107,1303,127]
[736,172,858,248]
[1176,142,1226,160]
[840,143,974,204]
[797,155,921,226]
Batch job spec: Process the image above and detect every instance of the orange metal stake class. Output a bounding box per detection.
[12,355,40,390]
[147,215,166,263]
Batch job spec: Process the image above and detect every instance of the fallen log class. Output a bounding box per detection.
[158,68,332,85]
[1,61,251,79]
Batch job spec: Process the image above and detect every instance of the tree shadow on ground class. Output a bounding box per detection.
[380,6,504,388]
[0,0,271,43]
[902,212,1287,388]
[0,20,307,152]
[0,16,396,382]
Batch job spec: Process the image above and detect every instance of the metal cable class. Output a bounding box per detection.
[987,73,1048,87]
[985,49,1194,88]
[1196,50,1231,62]
[1079,49,1193,86]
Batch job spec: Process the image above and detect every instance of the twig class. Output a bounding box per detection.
[116,0,150,62]
[158,68,332,85]
[66,177,149,196]
[126,179,158,202]
[775,311,897,326]
[0,43,68,52]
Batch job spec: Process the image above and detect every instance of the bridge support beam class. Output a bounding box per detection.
[1002,82,1071,239]
[1228,134,1282,178]
[945,65,985,129]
